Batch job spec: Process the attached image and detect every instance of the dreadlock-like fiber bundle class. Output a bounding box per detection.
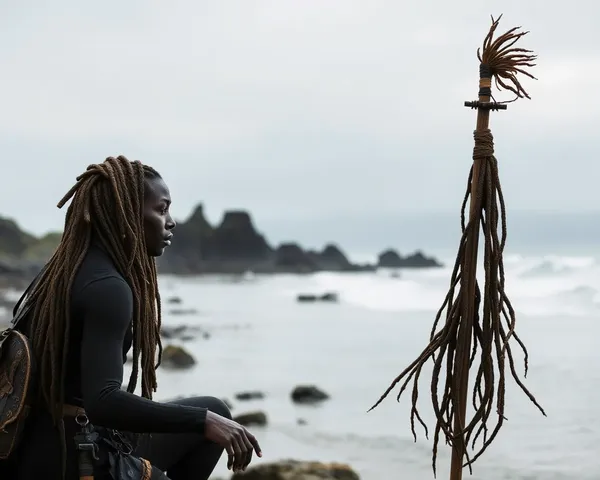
[26,155,163,429]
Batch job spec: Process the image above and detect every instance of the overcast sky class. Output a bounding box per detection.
[1,1,598,237]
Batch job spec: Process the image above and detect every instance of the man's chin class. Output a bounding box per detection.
[148,246,166,258]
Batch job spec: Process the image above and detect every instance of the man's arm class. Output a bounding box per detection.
[78,275,207,433]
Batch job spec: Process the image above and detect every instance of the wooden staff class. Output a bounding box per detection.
[369,15,546,480]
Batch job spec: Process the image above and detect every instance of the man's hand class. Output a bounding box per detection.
[205,410,263,472]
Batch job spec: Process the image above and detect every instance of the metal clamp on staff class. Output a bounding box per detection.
[463,100,507,110]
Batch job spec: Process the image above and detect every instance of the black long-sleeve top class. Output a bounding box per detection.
[63,244,207,434]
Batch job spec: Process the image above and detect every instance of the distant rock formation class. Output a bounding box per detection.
[274,243,315,273]
[157,205,385,274]
[158,205,273,274]
[0,205,443,278]
[0,217,35,258]
[308,244,353,271]
[0,216,57,287]
[214,211,272,260]
[377,248,442,268]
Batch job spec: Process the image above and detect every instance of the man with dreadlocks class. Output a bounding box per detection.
[6,156,262,479]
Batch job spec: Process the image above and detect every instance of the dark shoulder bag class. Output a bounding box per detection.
[0,269,44,459]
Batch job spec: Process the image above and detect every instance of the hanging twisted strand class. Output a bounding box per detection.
[25,156,164,478]
[368,16,545,477]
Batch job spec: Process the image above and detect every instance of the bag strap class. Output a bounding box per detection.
[9,265,48,330]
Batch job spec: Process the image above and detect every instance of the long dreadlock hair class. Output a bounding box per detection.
[26,155,163,427]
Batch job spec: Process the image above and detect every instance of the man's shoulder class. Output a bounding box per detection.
[72,246,130,300]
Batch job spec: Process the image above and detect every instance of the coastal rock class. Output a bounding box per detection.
[377,249,402,267]
[160,325,202,340]
[0,206,444,275]
[230,460,360,480]
[319,292,337,302]
[21,232,61,263]
[315,244,352,271]
[0,216,35,257]
[377,248,442,268]
[401,250,443,268]
[212,211,272,262]
[160,345,196,369]
[159,206,273,274]
[274,243,316,273]
[306,244,366,272]
[233,411,267,427]
[235,391,265,401]
[291,385,330,404]
[156,204,214,273]
[0,262,18,275]
[0,215,60,268]
[296,293,338,303]
[169,308,199,316]
[0,267,34,291]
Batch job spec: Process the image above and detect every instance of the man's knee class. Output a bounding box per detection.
[167,395,232,420]
[204,396,232,420]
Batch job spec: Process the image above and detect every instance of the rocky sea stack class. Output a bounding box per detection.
[156,204,442,274]
[0,204,443,277]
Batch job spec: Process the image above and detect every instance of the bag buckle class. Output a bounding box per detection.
[108,429,133,455]
[74,413,99,461]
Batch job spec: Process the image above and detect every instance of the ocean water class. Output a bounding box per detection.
[134,250,599,479]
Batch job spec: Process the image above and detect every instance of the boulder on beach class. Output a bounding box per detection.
[291,385,330,404]
[160,345,196,369]
[319,292,337,302]
[233,411,267,427]
[160,324,205,341]
[169,308,199,316]
[235,391,265,401]
[296,293,338,303]
[230,460,360,480]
